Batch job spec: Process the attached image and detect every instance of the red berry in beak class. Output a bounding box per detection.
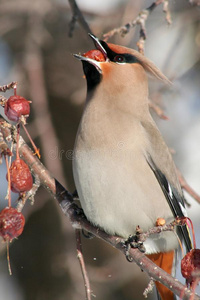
[83,49,106,62]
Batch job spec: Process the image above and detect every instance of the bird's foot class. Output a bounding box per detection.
[72,189,79,200]
[124,229,146,262]
[82,229,94,239]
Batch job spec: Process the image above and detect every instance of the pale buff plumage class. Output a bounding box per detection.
[73,39,189,254]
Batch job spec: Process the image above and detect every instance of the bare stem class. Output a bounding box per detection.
[0,82,17,93]
[177,168,200,205]
[68,0,93,37]
[143,277,155,298]
[7,241,12,275]
[103,0,171,53]
[4,155,11,207]
[75,229,92,300]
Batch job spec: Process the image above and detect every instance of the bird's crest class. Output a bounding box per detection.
[107,43,171,85]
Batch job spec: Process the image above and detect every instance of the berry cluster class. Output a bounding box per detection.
[0,83,38,242]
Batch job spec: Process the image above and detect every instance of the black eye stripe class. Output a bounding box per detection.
[100,40,139,64]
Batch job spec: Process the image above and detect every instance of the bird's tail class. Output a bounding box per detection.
[147,251,175,300]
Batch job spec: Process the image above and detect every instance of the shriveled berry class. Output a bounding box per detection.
[181,249,200,286]
[83,49,105,62]
[4,95,30,122]
[0,207,25,241]
[7,159,33,193]
[156,218,166,226]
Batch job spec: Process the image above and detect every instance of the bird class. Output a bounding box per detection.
[73,34,192,300]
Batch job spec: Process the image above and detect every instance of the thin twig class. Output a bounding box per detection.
[4,155,11,207]
[103,0,172,53]
[0,81,17,93]
[24,37,66,185]
[163,0,172,25]
[177,169,200,205]
[7,241,12,275]
[76,229,92,300]
[68,0,93,37]
[148,98,169,120]
[143,277,155,298]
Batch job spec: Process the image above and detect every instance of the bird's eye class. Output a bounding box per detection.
[114,55,125,63]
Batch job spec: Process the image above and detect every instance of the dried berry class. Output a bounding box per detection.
[156,218,166,226]
[83,49,106,62]
[0,207,25,241]
[4,95,30,122]
[181,249,200,287]
[7,159,33,193]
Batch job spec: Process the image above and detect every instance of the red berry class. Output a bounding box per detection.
[4,95,30,122]
[7,159,33,193]
[0,207,25,241]
[83,50,105,62]
[181,249,200,286]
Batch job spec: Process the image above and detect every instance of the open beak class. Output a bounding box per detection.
[88,33,107,60]
[74,34,108,73]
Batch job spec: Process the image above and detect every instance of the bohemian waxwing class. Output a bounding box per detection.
[73,34,192,300]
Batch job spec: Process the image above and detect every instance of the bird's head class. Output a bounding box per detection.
[74,34,169,91]
[74,34,170,114]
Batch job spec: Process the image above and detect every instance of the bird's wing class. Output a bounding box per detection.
[146,155,192,253]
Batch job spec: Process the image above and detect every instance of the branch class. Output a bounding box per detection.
[75,229,92,300]
[148,98,169,120]
[24,24,67,186]
[0,118,199,299]
[177,168,200,205]
[68,0,93,37]
[103,0,171,53]
[0,82,17,93]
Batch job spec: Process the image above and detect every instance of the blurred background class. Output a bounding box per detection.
[0,0,199,299]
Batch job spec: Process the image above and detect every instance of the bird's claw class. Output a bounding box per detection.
[124,235,146,262]
[82,229,94,239]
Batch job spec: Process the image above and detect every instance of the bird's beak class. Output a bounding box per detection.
[88,33,107,60]
[74,34,108,73]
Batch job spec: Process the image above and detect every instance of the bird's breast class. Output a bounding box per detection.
[72,107,178,253]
